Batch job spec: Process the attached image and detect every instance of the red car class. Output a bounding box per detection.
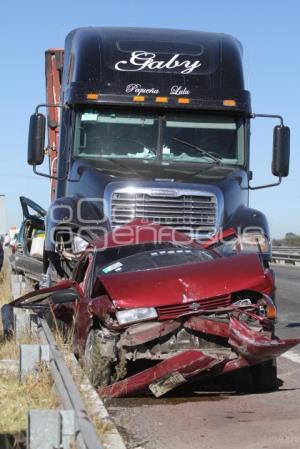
[11,221,300,397]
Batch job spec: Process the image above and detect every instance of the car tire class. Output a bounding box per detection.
[84,329,113,387]
[251,358,278,392]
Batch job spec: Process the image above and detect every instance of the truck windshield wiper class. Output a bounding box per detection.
[172,138,222,165]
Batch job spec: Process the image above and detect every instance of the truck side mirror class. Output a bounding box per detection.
[272,125,290,177]
[27,113,46,166]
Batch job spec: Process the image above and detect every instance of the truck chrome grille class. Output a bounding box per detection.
[110,189,217,238]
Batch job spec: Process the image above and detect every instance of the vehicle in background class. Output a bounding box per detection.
[9,229,19,254]
[11,222,300,397]
[26,27,290,281]
[4,233,11,247]
[0,240,3,271]
[9,226,19,250]
[14,197,46,286]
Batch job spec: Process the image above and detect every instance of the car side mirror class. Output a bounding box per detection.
[27,113,46,166]
[51,289,79,305]
[272,125,290,177]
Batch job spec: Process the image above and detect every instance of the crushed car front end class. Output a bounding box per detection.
[86,248,298,397]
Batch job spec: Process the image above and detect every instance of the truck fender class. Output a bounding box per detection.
[225,205,270,239]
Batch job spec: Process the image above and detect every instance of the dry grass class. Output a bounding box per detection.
[0,368,59,449]
[0,255,114,445]
[0,252,12,306]
[0,254,60,449]
[0,330,41,360]
[0,337,18,360]
[49,304,78,352]
[0,253,39,360]
[93,416,115,437]
[0,253,15,359]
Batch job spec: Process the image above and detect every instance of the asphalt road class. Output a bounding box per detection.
[274,264,300,345]
[105,264,300,449]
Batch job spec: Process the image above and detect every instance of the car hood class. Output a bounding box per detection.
[98,253,273,309]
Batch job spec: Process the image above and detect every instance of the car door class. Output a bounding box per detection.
[10,279,85,346]
[39,251,95,347]
[71,251,96,345]
[20,196,47,220]
[15,197,47,282]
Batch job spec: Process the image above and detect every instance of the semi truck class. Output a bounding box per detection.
[27,27,290,279]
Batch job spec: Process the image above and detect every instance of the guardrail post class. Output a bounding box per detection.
[28,410,60,449]
[27,409,76,449]
[61,410,76,449]
[11,274,25,298]
[14,308,31,341]
[19,344,50,381]
[14,308,39,341]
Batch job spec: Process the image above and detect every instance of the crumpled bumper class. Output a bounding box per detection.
[99,315,300,398]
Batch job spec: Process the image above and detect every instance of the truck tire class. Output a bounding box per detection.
[251,358,278,392]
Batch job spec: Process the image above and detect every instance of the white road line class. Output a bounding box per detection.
[282,350,300,364]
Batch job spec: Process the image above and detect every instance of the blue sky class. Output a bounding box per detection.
[0,0,299,238]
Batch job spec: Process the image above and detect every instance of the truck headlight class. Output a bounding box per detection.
[240,232,270,253]
[116,307,158,325]
[73,236,88,253]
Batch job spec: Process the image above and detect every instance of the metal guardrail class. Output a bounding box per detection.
[272,246,300,253]
[6,273,124,449]
[37,317,103,449]
[271,246,300,265]
[8,272,102,449]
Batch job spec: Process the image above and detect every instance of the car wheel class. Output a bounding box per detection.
[251,358,278,392]
[84,329,113,387]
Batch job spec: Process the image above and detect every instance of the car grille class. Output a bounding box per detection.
[157,295,232,320]
[110,189,217,238]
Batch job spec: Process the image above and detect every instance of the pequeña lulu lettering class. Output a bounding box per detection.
[115,51,202,74]
[126,84,190,96]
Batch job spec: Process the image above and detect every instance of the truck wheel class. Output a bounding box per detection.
[251,358,278,392]
[84,329,113,387]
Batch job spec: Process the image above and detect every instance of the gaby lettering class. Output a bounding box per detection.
[115,51,202,74]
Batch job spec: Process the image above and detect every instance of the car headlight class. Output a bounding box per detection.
[116,307,158,325]
[240,232,270,253]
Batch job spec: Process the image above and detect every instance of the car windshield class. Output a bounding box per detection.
[94,242,216,277]
[73,109,245,166]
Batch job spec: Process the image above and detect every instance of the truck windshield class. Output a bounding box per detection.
[73,109,245,166]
